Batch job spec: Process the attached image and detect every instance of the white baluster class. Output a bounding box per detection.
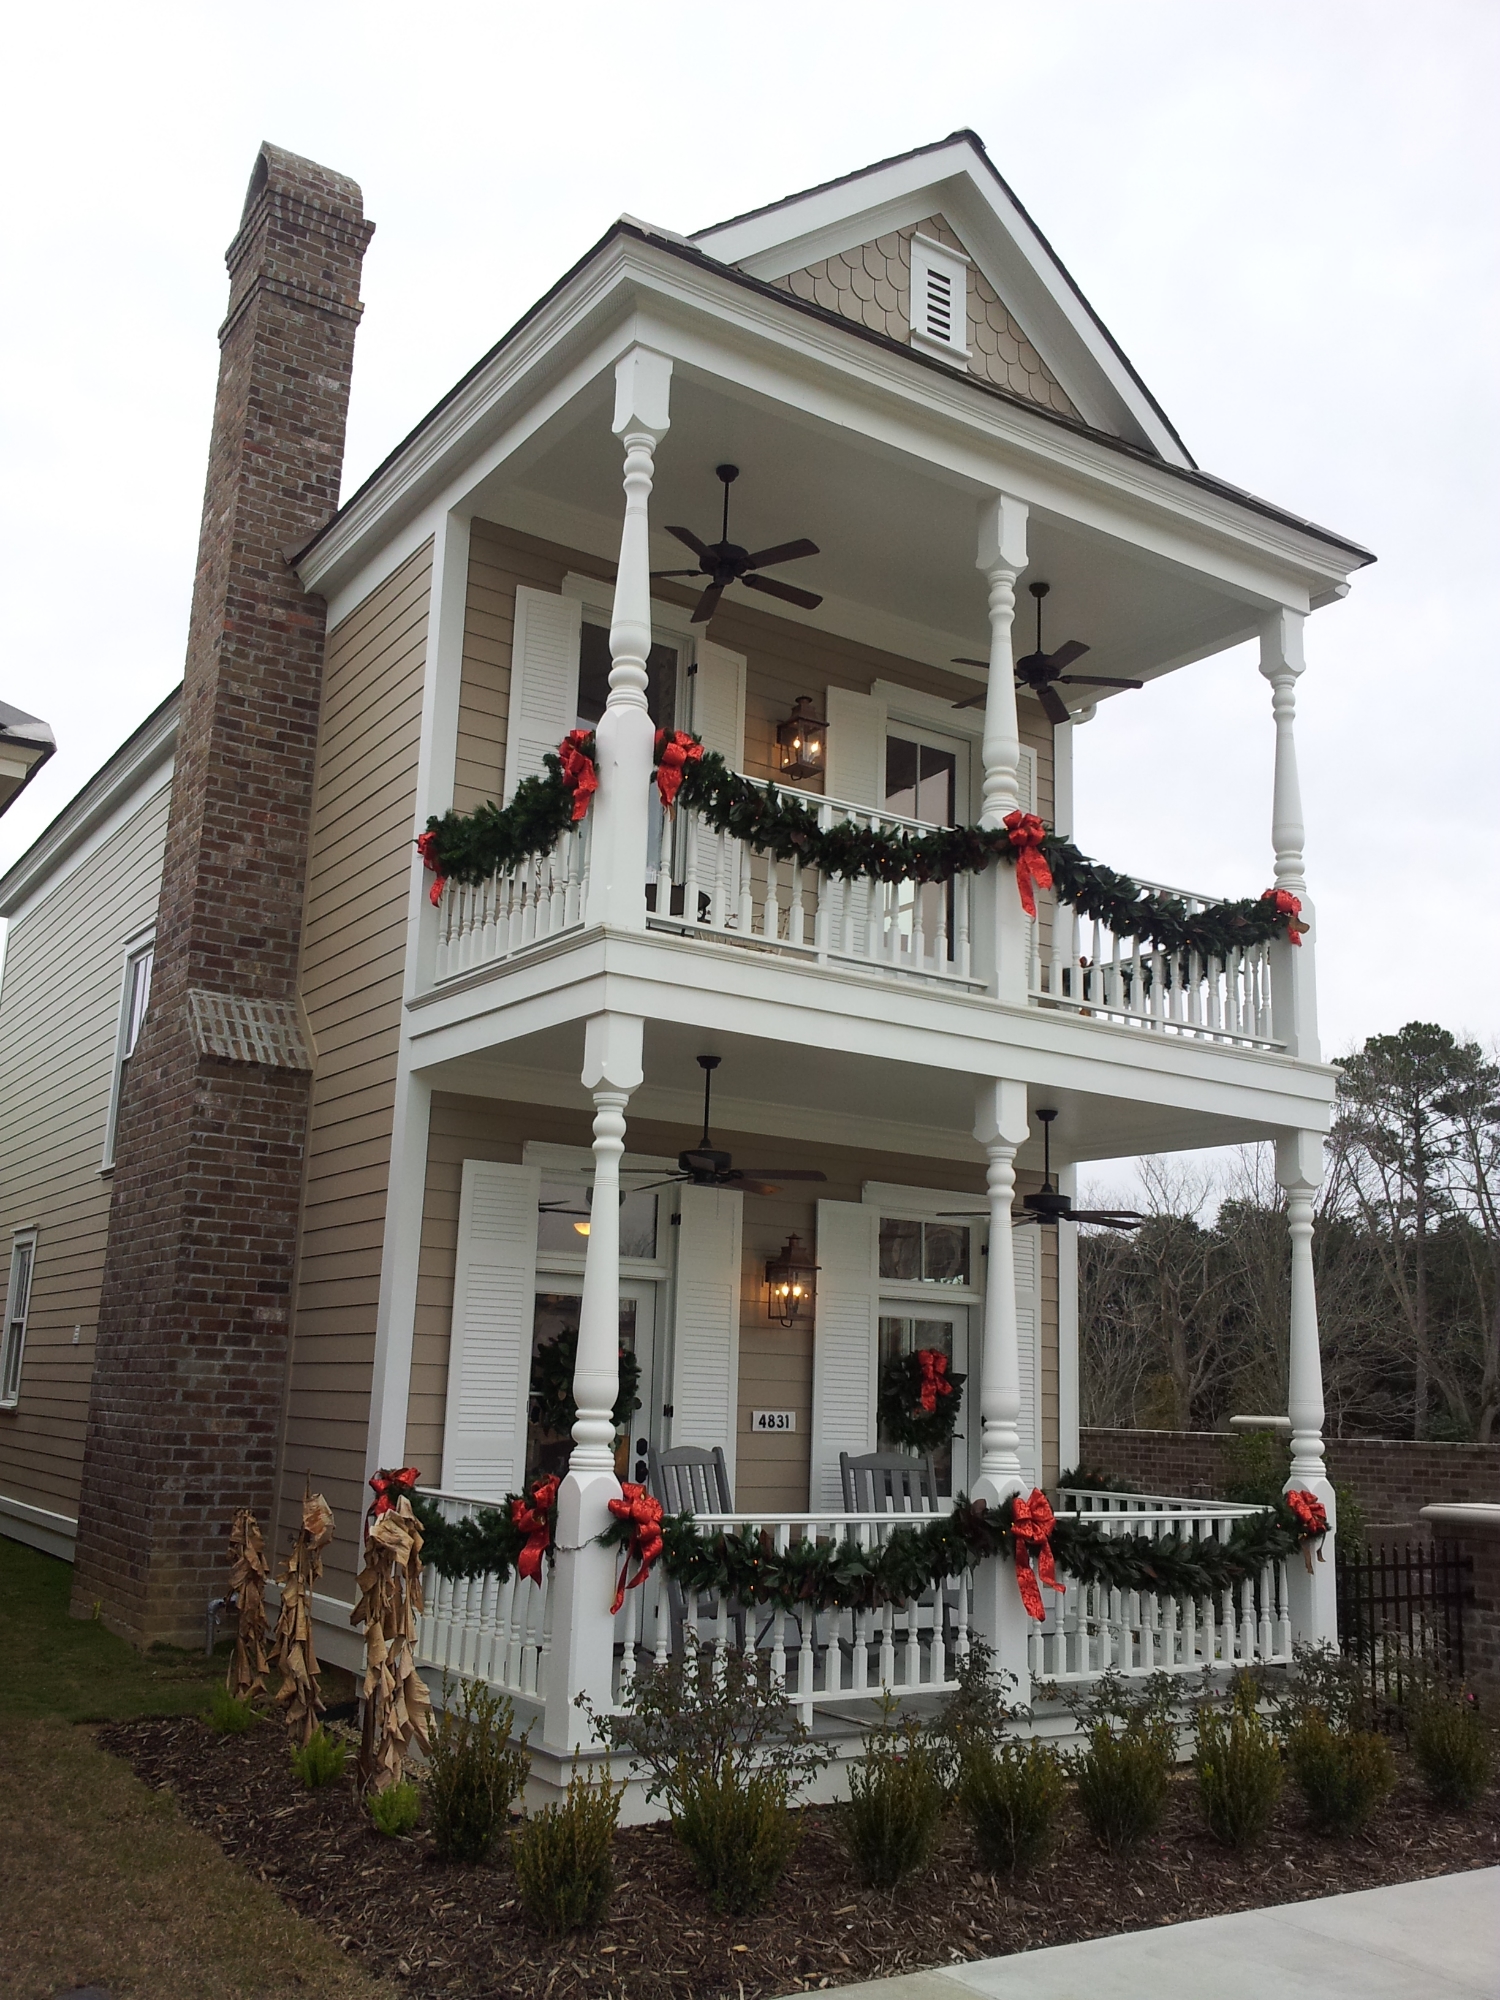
[762,852,780,942]
[737,841,753,934]
[788,855,805,947]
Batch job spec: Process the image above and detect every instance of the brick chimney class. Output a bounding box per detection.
[71,146,374,1644]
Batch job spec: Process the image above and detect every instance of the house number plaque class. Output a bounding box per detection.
[751,1410,796,1432]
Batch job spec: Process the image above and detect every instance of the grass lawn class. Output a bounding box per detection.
[2,1535,390,2000]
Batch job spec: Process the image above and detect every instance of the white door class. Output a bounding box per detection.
[876,1302,971,1496]
[525,1278,659,1487]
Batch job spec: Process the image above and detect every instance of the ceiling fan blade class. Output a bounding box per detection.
[740,574,823,611]
[950,691,988,710]
[691,581,727,624]
[665,524,711,557]
[952,657,989,668]
[621,1175,687,1194]
[650,568,704,579]
[735,1169,828,1181]
[1044,640,1091,671]
[1056,675,1145,690]
[738,1180,788,1197]
[1070,1209,1146,1229]
[744,537,819,569]
[1038,683,1072,727]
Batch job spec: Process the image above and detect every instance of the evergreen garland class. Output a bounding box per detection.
[529,1332,642,1440]
[876,1350,966,1454]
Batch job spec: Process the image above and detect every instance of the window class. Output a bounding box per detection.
[2,1231,36,1408]
[536,1176,659,1261]
[909,234,970,366]
[576,623,680,731]
[102,938,154,1170]
[879,1216,971,1287]
[886,725,965,957]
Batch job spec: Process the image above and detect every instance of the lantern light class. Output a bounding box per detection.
[765,1231,819,1325]
[776,697,828,780]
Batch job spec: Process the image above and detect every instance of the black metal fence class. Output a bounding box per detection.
[1337,1539,1473,1723]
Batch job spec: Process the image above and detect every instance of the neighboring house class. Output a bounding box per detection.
[0,134,1369,1780]
[0,701,56,817]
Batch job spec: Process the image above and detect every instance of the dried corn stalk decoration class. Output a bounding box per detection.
[352,1491,433,1792]
[271,1480,335,1746]
[225,1508,270,1700]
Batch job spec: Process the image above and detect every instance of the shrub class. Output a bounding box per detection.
[208,1687,259,1735]
[368,1779,421,1837]
[958,1738,1067,1875]
[1266,1642,1368,1734]
[1409,1692,1493,1811]
[1061,1670,1177,1854]
[290,1727,347,1788]
[927,1640,1025,1797]
[512,1770,622,1934]
[1288,1715,1395,1835]
[425,1678,530,1864]
[603,1650,826,1915]
[841,1712,944,1890]
[1194,1685,1282,1849]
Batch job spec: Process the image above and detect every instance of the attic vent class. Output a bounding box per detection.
[909,233,970,368]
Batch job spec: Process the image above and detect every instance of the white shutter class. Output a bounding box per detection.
[1017,743,1037,816]
[503,587,582,802]
[823,687,887,807]
[440,1161,541,1500]
[1010,1225,1043,1489]
[669,1185,744,1483]
[809,1200,880,1510]
[691,641,746,767]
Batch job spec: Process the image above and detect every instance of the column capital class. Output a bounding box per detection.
[1275,1128,1326,1198]
[975,492,1029,575]
[973,1077,1030,1149]
[612,345,673,444]
[1259,606,1306,685]
[581,1011,644,1094]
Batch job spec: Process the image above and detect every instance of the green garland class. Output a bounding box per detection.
[418,734,1301,967]
[529,1331,641,1441]
[412,1492,527,1581]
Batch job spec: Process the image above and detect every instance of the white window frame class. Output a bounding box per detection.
[2,1229,38,1409]
[909,233,971,367]
[101,930,155,1172]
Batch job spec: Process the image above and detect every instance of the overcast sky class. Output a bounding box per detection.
[3,1,1496,1073]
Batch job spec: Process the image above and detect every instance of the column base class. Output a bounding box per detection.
[541,1464,623,1756]
[1283,1473,1338,1652]
[971,1471,1031,1706]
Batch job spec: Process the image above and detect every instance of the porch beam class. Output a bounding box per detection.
[1278,1126,1338,1648]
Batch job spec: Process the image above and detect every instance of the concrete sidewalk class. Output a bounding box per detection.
[794,1868,1498,2000]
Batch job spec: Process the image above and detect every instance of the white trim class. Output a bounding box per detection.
[0,1488,77,1561]
[101,930,156,1172]
[0,720,175,923]
[2,1228,38,1410]
[873,678,985,739]
[561,570,702,643]
[1057,1163,1079,1471]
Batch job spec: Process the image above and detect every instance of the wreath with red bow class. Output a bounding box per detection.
[876,1348,966,1454]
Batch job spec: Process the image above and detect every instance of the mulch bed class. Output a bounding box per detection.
[99,1715,1498,2000]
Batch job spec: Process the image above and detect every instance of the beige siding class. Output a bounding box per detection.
[0,778,172,1520]
[281,540,430,1598]
[410,1091,1056,1512]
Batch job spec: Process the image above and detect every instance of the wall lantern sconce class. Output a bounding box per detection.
[765,1232,819,1326]
[776,697,828,780]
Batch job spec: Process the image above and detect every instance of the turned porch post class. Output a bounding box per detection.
[585,346,671,931]
[1278,1128,1338,1648]
[1260,609,1319,1061]
[543,1011,644,1753]
[970,1077,1032,1700]
[975,495,1030,1003]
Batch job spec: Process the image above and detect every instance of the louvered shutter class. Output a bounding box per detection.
[691,641,746,768]
[823,687,888,807]
[1010,1225,1043,1489]
[440,1161,541,1499]
[503,588,582,802]
[668,1184,744,1484]
[809,1200,879,1510]
[1017,744,1036,815]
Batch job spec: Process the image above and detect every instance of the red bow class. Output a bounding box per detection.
[655,729,704,811]
[367,1466,420,1521]
[1261,887,1308,944]
[557,731,599,823]
[1003,812,1054,920]
[915,1349,954,1416]
[607,1482,664,1614]
[1009,1488,1064,1621]
[511,1475,560,1584]
[1286,1487,1328,1570]
[415,830,447,908]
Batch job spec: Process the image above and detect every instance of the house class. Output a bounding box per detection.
[0,134,1368,1784]
[0,702,56,818]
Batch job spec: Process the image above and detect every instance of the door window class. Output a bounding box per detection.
[885,726,967,956]
[526,1282,656,1487]
[877,1305,969,1496]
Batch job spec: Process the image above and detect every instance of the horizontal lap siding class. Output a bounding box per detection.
[281,541,430,1600]
[0,779,172,1521]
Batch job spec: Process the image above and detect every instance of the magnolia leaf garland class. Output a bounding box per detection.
[417,733,1305,966]
[225,1508,270,1701]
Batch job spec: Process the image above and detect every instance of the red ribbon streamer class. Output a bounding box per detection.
[1010,1487,1064,1621]
[915,1348,954,1416]
[415,830,447,908]
[367,1466,420,1528]
[1003,812,1054,920]
[655,729,704,811]
[1261,887,1308,944]
[558,731,599,823]
[511,1474,560,1585]
[607,1481,665,1614]
[1286,1486,1329,1570]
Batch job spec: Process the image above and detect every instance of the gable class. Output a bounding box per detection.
[774,213,1079,421]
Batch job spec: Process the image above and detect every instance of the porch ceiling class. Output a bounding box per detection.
[469,366,1271,702]
[423,1016,1294,1169]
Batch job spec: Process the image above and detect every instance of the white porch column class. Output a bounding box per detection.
[543,1011,644,1754]
[1277,1128,1338,1649]
[970,1077,1032,1701]
[1260,610,1319,1061]
[974,495,1030,1003]
[585,347,671,932]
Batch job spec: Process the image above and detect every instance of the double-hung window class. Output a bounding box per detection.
[2,1231,36,1408]
[102,937,154,1170]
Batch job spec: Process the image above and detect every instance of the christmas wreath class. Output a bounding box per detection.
[528,1329,641,1440]
[876,1348,966,1453]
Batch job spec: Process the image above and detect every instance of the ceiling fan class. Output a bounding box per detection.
[950,582,1145,726]
[651,465,823,626]
[940,1110,1146,1233]
[632,1056,830,1198]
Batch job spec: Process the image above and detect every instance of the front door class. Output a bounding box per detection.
[876,1302,971,1496]
[525,1279,659,1487]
